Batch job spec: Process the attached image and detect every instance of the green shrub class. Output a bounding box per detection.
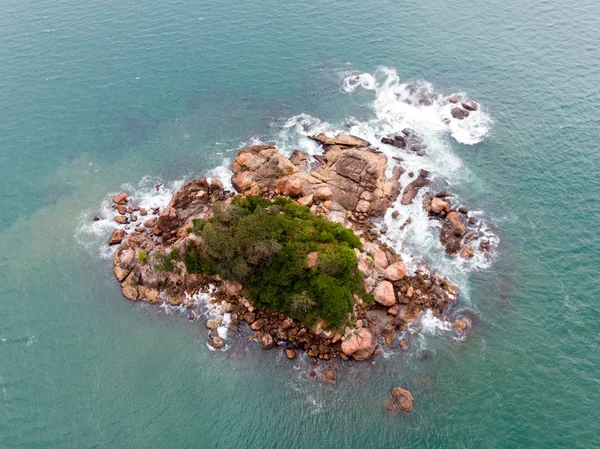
[154,248,181,272]
[185,196,364,328]
[137,251,148,263]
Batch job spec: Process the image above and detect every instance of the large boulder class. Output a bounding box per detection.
[461,100,479,111]
[384,262,407,281]
[231,145,299,194]
[341,328,376,361]
[391,387,414,412]
[311,147,389,215]
[374,281,396,306]
[108,229,125,245]
[431,197,450,215]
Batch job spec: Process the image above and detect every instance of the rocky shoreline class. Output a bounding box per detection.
[104,131,486,411]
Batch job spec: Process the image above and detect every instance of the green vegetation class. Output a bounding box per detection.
[154,248,180,272]
[184,196,364,328]
[137,251,148,263]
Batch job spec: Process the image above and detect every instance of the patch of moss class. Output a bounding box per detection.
[185,196,364,328]
[137,251,148,263]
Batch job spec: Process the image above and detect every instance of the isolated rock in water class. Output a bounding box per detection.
[309,133,370,148]
[113,192,128,205]
[108,229,125,245]
[461,100,479,111]
[391,387,414,412]
[341,328,376,361]
[454,317,470,333]
[209,335,225,349]
[319,369,337,384]
[448,95,462,104]
[384,262,407,281]
[451,107,469,120]
[374,281,396,306]
[285,348,297,360]
[401,170,430,205]
[440,212,467,255]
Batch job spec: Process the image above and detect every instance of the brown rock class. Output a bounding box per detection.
[297,194,314,207]
[440,212,467,255]
[259,332,275,349]
[113,192,128,205]
[391,387,414,412]
[341,328,376,361]
[144,219,156,228]
[431,197,450,214]
[285,348,297,359]
[108,229,125,245]
[451,107,469,120]
[117,205,127,215]
[388,304,399,316]
[462,100,479,111]
[459,245,474,259]
[139,208,147,216]
[315,186,333,201]
[250,319,265,331]
[454,317,469,333]
[400,339,409,351]
[209,335,224,349]
[244,312,256,325]
[114,216,127,225]
[223,280,243,297]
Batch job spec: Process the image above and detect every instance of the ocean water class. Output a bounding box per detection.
[1,0,599,447]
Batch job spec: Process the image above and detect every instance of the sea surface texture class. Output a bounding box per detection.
[0,1,599,448]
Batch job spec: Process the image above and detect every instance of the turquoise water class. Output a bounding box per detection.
[1,0,599,447]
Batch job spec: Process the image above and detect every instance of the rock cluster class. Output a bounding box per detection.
[107,133,469,395]
[381,129,427,156]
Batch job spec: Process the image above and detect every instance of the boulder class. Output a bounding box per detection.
[448,95,462,104]
[391,387,414,412]
[113,192,128,205]
[206,319,222,330]
[231,145,299,194]
[114,216,128,225]
[374,281,396,306]
[462,100,479,111]
[209,335,225,349]
[259,332,275,349]
[431,197,450,214]
[250,319,265,331]
[297,194,314,207]
[275,176,303,197]
[315,186,333,201]
[341,328,376,361]
[144,219,156,228]
[223,280,243,296]
[285,348,297,360]
[289,150,309,166]
[454,317,469,332]
[451,107,469,120]
[400,339,409,351]
[440,212,467,255]
[108,229,125,245]
[139,208,147,216]
[459,245,474,259]
[384,262,407,281]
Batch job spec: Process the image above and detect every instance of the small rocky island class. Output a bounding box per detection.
[105,128,486,413]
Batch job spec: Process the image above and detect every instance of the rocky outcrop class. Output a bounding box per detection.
[451,107,469,120]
